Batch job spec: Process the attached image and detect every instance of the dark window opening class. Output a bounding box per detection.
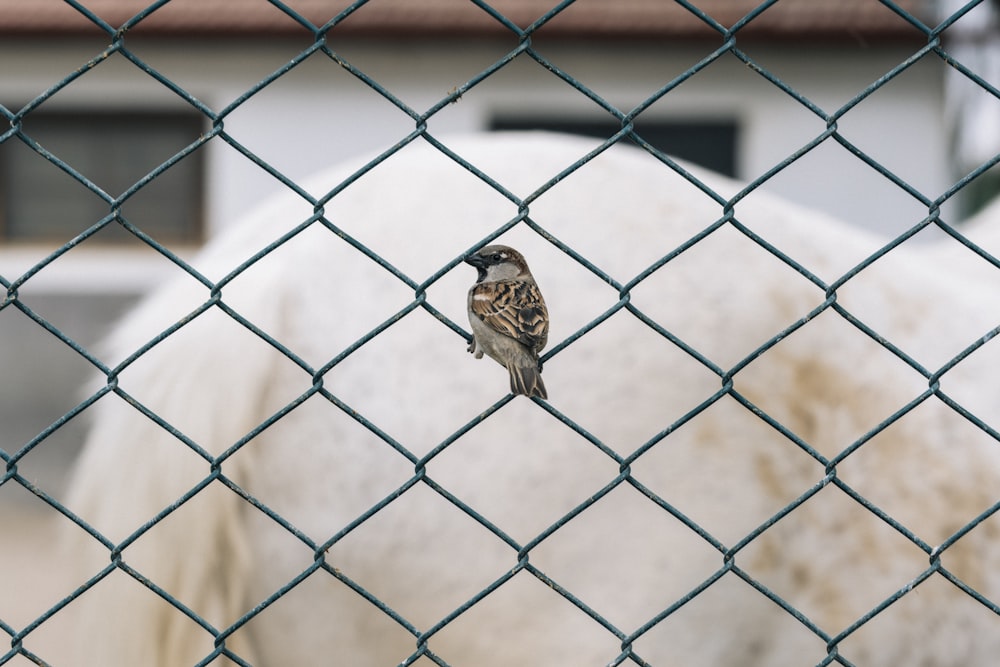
[490,117,738,178]
[0,110,205,244]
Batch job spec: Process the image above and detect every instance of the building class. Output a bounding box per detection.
[0,0,967,494]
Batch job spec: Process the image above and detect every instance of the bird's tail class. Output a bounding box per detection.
[509,363,547,399]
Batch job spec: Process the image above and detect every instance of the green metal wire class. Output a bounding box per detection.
[2,1,999,666]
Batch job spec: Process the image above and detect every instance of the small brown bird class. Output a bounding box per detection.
[465,245,549,399]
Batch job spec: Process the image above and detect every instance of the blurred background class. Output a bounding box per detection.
[0,0,998,524]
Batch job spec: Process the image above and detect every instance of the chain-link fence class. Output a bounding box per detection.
[4,1,1000,665]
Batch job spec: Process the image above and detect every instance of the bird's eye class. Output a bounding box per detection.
[491,253,502,262]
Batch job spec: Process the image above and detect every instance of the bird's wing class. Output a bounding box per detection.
[470,280,548,353]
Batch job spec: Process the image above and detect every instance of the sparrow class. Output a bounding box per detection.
[465,245,549,399]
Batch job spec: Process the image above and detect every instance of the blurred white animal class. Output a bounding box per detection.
[50,133,1000,666]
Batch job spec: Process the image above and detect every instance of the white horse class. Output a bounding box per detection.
[52,133,1000,665]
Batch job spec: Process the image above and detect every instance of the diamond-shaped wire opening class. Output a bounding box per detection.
[629,571,834,667]
[735,308,931,458]
[528,483,724,631]
[216,51,418,182]
[315,138,522,281]
[425,404,622,542]
[628,220,829,371]
[837,397,1000,544]
[229,392,416,535]
[629,394,823,546]
[323,481,516,628]
[545,310,723,454]
[738,481,932,628]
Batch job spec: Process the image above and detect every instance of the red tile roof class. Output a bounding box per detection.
[0,0,933,42]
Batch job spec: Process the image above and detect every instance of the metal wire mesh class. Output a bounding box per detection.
[3,1,1000,665]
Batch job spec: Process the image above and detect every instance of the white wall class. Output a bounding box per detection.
[1,37,950,247]
[203,41,951,238]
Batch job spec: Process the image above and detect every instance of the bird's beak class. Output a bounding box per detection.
[465,253,488,282]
